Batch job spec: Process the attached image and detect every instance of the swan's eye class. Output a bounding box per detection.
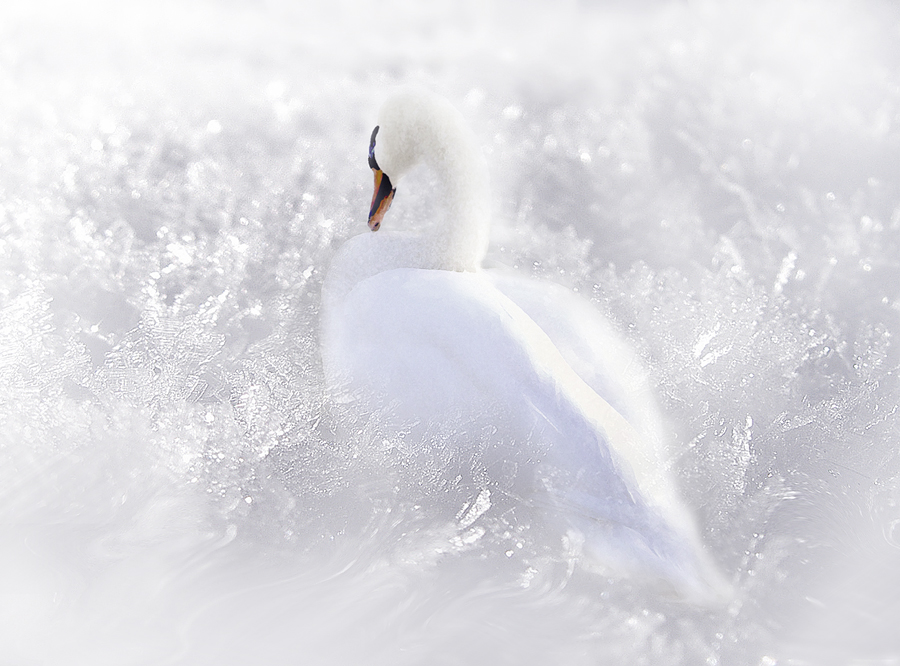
[368,125,380,170]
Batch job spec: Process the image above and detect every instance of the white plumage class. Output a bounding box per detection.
[322,89,727,601]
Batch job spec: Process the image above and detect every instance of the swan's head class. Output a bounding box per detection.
[366,89,477,233]
[366,91,428,231]
[367,125,395,231]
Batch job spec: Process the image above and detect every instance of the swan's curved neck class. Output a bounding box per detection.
[423,141,490,272]
[382,92,491,273]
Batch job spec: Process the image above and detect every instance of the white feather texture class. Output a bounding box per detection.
[322,88,728,601]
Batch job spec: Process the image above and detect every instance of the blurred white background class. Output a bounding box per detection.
[1,0,899,663]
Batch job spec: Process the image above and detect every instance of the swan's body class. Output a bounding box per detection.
[322,90,726,600]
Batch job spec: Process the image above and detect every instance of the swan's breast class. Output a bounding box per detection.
[323,269,547,418]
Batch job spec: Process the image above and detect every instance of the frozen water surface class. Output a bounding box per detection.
[1,0,899,663]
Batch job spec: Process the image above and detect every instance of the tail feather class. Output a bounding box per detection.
[547,480,732,604]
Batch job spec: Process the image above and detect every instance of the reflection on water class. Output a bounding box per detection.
[1,0,899,663]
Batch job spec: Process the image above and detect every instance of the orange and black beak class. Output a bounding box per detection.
[367,125,395,231]
[368,168,394,231]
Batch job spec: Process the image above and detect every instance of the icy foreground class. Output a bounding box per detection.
[1,0,899,664]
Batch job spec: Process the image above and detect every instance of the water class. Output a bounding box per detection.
[1,0,899,663]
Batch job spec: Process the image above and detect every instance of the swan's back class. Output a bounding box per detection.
[324,266,727,600]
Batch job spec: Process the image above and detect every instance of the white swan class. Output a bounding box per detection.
[322,89,727,601]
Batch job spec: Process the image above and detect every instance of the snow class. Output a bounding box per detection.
[1,0,899,663]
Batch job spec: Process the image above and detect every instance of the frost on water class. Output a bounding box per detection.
[1,0,899,664]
